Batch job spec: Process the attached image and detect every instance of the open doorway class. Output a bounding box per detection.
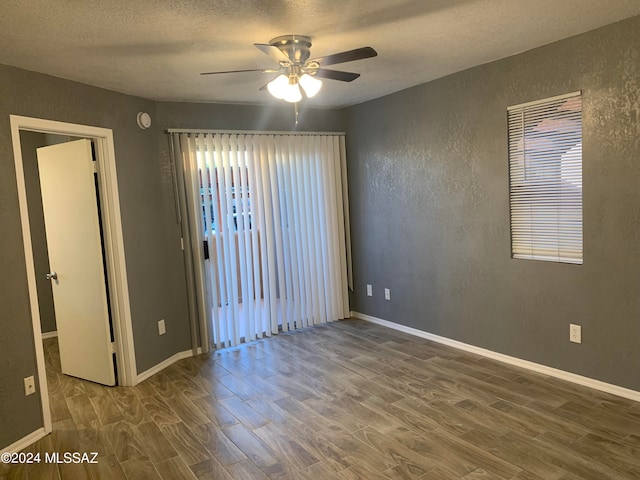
[10,115,137,438]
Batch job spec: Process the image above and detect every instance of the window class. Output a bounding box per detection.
[508,92,583,264]
[198,155,252,233]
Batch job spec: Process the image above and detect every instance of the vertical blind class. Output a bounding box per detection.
[508,92,583,264]
[170,132,352,351]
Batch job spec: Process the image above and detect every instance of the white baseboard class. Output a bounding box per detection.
[136,347,202,384]
[1,428,47,455]
[351,311,640,403]
[41,331,57,339]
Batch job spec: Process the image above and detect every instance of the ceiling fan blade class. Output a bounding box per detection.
[311,46,377,67]
[254,43,291,64]
[200,68,270,75]
[314,69,361,82]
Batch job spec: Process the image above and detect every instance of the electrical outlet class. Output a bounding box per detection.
[570,324,581,344]
[158,319,166,335]
[384,288,391,301]
[366,284,372,296]
[24,376,36,396]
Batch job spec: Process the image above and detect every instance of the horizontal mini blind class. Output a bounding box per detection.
[508,92,583,264]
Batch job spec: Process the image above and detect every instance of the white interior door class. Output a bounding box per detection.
[37,139,116,386]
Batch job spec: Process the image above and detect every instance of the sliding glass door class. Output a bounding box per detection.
[171,132,351,350]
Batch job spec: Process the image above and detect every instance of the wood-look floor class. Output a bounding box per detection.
[2,318,640,479]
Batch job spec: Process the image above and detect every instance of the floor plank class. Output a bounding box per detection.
[136,421,179,464]
[155,456,199,480]
[120,456,162,480]
[190,422,247,466]
[159,422,211,467]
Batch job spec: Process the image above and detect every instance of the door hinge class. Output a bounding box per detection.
[110,342,116,354]
[93,161,98,173]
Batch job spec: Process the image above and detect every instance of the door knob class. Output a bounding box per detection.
[46,271,58,281]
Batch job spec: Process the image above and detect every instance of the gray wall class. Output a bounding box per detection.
[0,64,185,448]
[157,101,344,133]
[0,130,44,444]
[344,15,640,391]
[0,64,344,448]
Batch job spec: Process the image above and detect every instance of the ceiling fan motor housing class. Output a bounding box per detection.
[269,35,312,65]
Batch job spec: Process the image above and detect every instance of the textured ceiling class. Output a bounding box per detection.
[2,0,640,108]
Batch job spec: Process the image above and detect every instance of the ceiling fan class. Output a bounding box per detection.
[201,35,378,103]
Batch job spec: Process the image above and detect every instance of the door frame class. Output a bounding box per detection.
[10,115,137,434]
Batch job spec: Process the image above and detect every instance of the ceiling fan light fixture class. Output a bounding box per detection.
[267,74,289,99]
[299,74,322,98]
[282,82,302,103]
